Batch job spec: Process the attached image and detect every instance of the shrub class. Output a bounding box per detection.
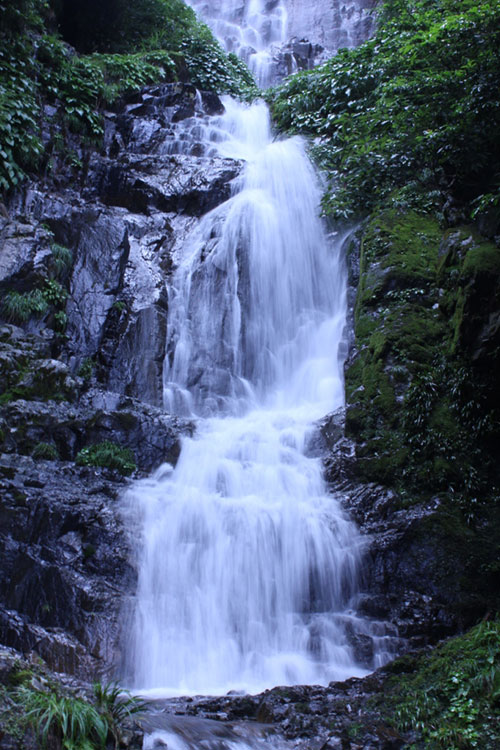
[32,442,59,460]
[1,289,49,323]
[387,620,500,749]
[16,686,108,750]
[269,0,500,219]
[50,243,73,278]
[93,682,146,745]
[75,441,136,475]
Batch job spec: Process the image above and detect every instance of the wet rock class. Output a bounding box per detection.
[16,358,80,401]
[286,0,376,53]
[0,453,134,677]
[1,391,191,471]
[0,221,53,287]
[93,153,240,216]
[200,90,225,116]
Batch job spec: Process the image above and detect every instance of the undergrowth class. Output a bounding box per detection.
[75,441,136,475]
[1,672,146,750]
[0,0,258,194]
[383,620,500,749]
[268,0,500,221]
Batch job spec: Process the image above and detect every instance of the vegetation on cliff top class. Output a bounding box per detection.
[0,0,257,193]
[269,0,500,222]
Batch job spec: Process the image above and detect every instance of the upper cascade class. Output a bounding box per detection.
[184,0,376,85]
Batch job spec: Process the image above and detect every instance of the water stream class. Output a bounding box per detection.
[184,0,288,87]
[119,5,398,741]
[123,91,381,698]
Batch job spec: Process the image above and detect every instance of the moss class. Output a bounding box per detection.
[345,206,500,510]
[362,209,442,289]
[462,240,500,277]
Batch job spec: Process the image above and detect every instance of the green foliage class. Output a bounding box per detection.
[55,0,197,55]
[32,441,59,460]
[42,278,67,308]
[269,0,500,218]
[87,50,176,105]
[181,24,259,98]
[1,275,70,330]
[77,357,94,380]
[50,243,73,278]
[93,682,146,746]
[386,621,500,749]
[16,685,108,749]
[0,0,257,193]
[75,441,136,475]
[1,289,49,323]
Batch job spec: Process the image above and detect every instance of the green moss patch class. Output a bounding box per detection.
[345,209,500,513]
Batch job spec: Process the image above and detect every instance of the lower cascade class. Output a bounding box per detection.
[124,96,376,696]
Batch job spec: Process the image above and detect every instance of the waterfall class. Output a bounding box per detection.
[123,93,377,696]
[118,0,393,698]
[184,0,288,87]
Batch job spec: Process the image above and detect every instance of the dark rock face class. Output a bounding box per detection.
[0,453,132,678]
[0,83,237,677]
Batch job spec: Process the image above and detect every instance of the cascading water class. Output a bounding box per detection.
[123,94,381,697]
[184,0,288,87]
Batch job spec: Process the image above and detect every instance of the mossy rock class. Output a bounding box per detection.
[345,207,500,506]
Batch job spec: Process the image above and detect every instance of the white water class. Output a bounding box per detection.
[184,0,288,87]
[124,96,377,697]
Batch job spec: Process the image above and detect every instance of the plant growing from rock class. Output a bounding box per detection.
[16,686,109,749]
[93,682,146,748]
[50,243,73,279]
[385,620,500,749]
[75,441,136,475]
[1,289,49,323]
[32,441,59,460]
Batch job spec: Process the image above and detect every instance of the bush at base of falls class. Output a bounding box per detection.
[268,0,500,223]
[75,441,136,476]
[377,620,500,749]
[0,655,147,750]
[0,0,257,194]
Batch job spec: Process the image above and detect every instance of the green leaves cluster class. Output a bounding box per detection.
[57,0,197,55]
[18,686,108,750]
[182,26,259,100]
[0,6,176,192]
[75,441,136,475]
[269,0,500,219]
[386,620,500,749]
[7,677,146,750]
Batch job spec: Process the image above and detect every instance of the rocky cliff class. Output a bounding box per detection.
[0,82,242,679]
[286,0,376,51]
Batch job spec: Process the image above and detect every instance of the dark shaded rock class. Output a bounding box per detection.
[92,153,240,216]
[0,453,134,677]
[1,392,191,472]
[200,90,225,115]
